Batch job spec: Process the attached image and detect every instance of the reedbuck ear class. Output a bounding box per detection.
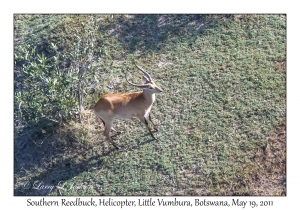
[142,75,150,84]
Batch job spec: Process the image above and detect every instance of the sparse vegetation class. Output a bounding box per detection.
[14,14,286,196]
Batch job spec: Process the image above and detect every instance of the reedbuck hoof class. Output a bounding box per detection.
[113,143,124,150]
[152,136,158,140]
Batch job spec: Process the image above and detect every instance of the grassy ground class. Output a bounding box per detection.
[14,14,286,196]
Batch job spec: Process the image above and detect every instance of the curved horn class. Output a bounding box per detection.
[135,64,153,82]
[125,72,149,88]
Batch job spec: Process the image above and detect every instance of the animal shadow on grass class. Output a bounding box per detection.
[14,121,117,196]
[14,118,159,195]
[110,129,158,151]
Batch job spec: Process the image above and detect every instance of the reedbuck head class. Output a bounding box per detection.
[94,64,163,150]
[125,64,163,95]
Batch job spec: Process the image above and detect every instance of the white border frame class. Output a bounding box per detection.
[3,0,297,209]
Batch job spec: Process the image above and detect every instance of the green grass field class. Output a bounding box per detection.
[14,14,286,196]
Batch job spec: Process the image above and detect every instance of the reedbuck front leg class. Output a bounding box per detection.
[148,114,159,131]
[138,115,158,140]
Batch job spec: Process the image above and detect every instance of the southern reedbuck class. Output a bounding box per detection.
[94,64,163,149]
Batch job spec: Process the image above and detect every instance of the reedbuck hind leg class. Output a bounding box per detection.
[111,127,123,134]
[95,111,122,149]
[103,120,122,150]
[98,115,122,133]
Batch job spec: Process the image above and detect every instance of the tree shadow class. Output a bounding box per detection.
[102,14,214,55]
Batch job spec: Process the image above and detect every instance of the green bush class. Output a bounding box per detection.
[14,14,102,127]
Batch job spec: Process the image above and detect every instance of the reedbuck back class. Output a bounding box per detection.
[94,64,163,149]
